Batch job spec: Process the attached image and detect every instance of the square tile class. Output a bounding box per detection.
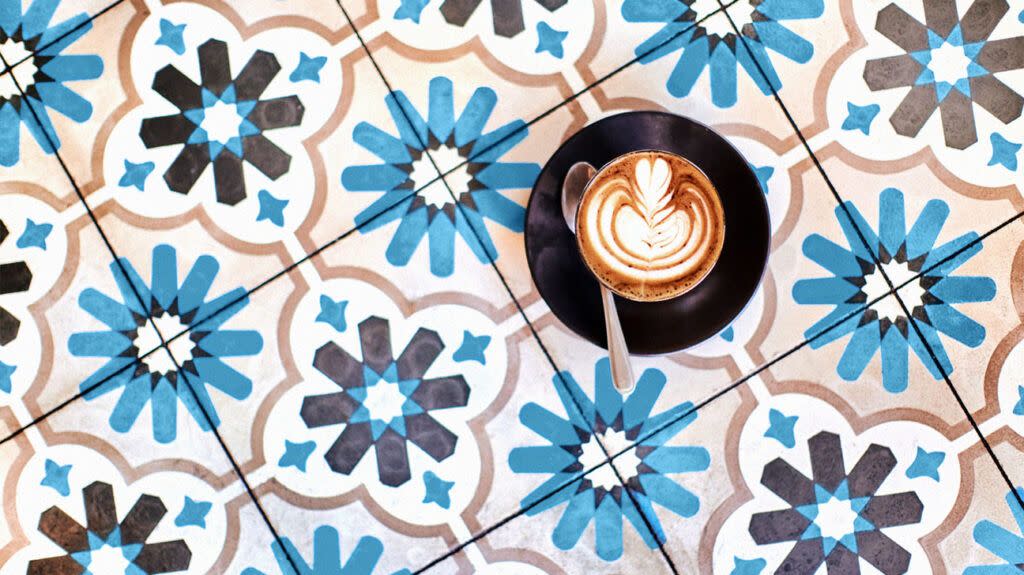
[792,0,1024,202]
[145,214,675,564]
[0,368,263,574]
[6,0,144,200]
[61,0,355,256]
[0,167,186,421]
[659,299,980,573]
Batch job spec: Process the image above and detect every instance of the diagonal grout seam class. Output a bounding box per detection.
[365,0,747,213]
[1,0,124,71]
[411,271,905,573]
[333,2,678,570]
[330,0,775,570]
[0,41,306,575]
[719,6,1024,512]
[346,0,1024,567]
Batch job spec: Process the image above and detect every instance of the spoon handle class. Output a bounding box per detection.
[600,285,634,393]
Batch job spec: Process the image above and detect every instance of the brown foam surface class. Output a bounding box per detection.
[576,151,725,302]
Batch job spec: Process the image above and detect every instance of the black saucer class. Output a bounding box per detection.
[524,112,770,355]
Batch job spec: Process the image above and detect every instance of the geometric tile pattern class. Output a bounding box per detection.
[0,0,1022,574]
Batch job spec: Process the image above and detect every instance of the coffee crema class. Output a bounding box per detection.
[576,151,725,302]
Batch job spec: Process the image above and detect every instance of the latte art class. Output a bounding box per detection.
[577,152,725,302]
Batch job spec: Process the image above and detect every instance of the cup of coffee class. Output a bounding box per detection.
[575,150,725,302]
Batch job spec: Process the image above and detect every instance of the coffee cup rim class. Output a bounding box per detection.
[573,148,724,302]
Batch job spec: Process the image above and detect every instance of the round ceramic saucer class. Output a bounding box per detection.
[524,111,770,355]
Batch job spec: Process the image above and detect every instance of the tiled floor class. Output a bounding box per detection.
[1,0,1023,573]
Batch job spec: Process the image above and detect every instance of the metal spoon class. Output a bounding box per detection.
[561,161,635,393]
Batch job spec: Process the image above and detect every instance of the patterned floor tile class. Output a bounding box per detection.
[913,213,1024,472]
[147,220,667,570]
[804,0,1024,201]
[650,298,986,573]
[382,458,676,574]
[307,45,585,313]
[0,175,180,424]
[344,0,602,98]
[0,376,261,573]
[69,0,353,252]
[580,1,844,152]
[0,0,139,203]
[764,159,1024,438]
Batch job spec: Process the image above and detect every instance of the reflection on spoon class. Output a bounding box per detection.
[561,161,635,394]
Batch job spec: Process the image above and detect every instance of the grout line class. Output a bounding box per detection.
[719,6,1024,507]
[150,349,304,574]
[378,0,744,198]
[0,42,305,575]
[3,0,125,70]
[337,0,687,567]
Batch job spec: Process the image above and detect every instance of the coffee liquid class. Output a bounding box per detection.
[576,151,725,302]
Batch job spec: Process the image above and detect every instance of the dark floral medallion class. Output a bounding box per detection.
[140,39,304,205]
[864,0,1024,149]
[749,431,923,574]
[28,481,191,574]
[300,316,470,487]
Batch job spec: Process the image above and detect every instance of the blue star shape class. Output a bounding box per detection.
[731,556,766,575]
[0,360,14,394]
[393,0,430,23]
[720,325,735,342]
[764,408,798,448]
[17,218,52,250]
[315,295,348,332]
[535,22,568,58]
[279,440,316,472]
[453,330,489,364]
[422,470,454,508]
[155,18,186,55]
[842,102,881,135]
[988,133,1020,171]
[289,52,327,83]
[1012,385,1023,415]
[749,164,773,194]
[174,496,212,528]
[256,189,288,227]
[905,447,945,481]
[41,459,72,496]
[118,159,155,191]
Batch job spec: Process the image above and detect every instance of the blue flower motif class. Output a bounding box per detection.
[0,0,103,166]
[68,244,262,443]
[794,188,994,393]
[966,488,1024,573]
[342,76,540,277]
[510,358,710,561]
[622,0,823,107]
[242,525,411,575]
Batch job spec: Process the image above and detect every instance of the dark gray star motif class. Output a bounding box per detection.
[300,316,470,487]
[28,481,192,574]
[140,39,305,205]
[864,0,1024,149]
[749,431,923,574]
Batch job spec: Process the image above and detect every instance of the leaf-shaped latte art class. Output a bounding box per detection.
[577,152,725,302]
